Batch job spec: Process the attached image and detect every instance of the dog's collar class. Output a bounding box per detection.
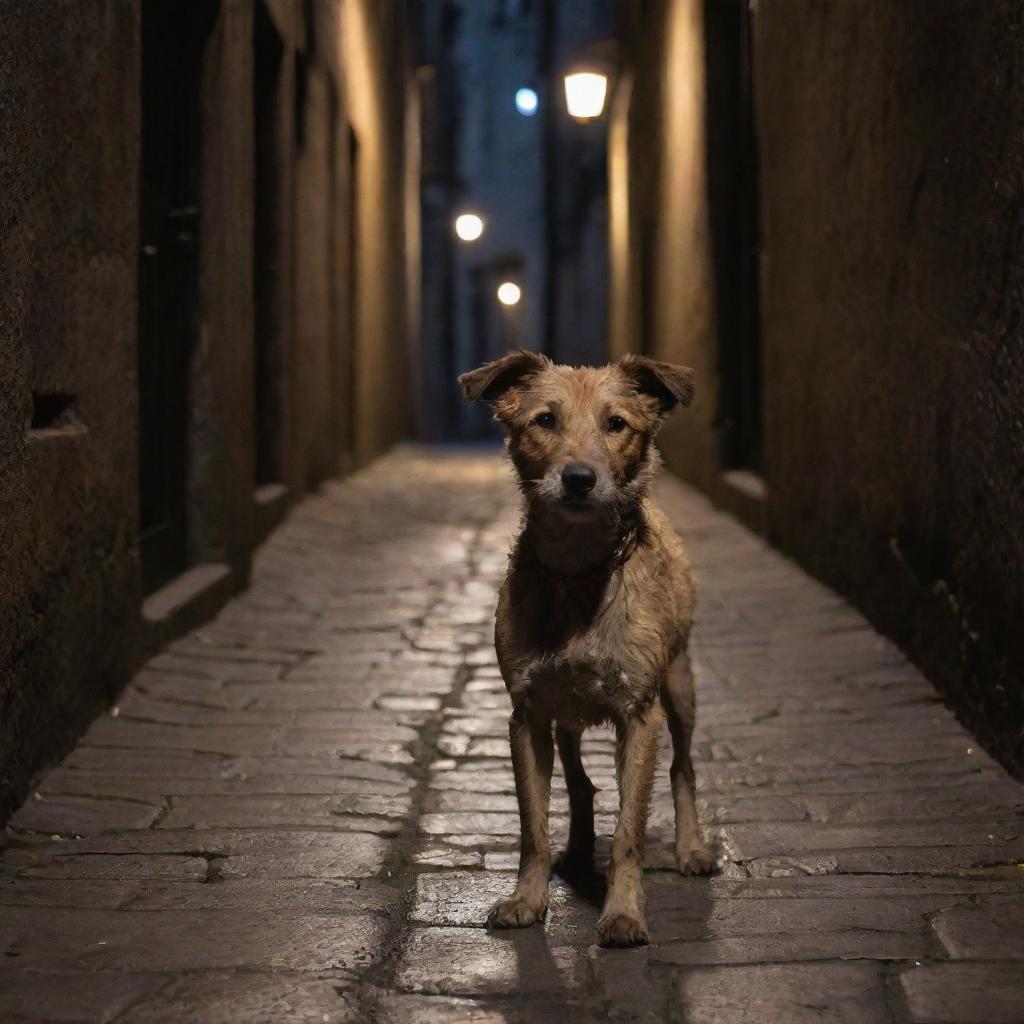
[532,524,640,588]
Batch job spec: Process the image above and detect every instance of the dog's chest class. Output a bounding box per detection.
[513,658,643,725]
[500,545,679,724]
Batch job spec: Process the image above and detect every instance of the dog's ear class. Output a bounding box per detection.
[458,350,549,404]
[618,354,695,416]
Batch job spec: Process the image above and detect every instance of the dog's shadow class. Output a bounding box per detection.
[551,856,607,909]
[551,826,728,913]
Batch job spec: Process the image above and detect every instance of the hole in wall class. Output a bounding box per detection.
[27,392,85,437]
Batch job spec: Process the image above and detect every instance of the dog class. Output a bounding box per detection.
[458,350,713,948]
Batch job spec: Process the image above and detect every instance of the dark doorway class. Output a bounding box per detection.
[253,1,286,488]
[704,0,763,473]
[324,81,340,478]
[137,1,217,594]
[638,217,657,359]
[346,127,360,463]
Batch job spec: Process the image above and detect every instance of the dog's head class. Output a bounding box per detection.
[458,350,694,520]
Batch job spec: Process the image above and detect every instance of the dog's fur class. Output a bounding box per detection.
[458,350,712,948]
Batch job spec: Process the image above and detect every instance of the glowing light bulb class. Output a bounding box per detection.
[454,213,485,242]
[515,87,539,116]
[564,71,608,121]
[497,282,522,306]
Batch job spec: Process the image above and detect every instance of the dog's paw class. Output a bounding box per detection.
[676,845,715,875]
[486,895,547,929]
[596,911,649,948]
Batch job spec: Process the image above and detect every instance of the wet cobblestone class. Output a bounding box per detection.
[2,447,1023,1022]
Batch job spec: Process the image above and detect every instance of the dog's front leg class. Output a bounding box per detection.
[597,708,662,947]
[486,706,553,928]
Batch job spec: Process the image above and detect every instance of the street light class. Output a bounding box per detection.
[454,212,485,242]
[496,282,521,306]
[563,70,609,121]
[515,87,539,116]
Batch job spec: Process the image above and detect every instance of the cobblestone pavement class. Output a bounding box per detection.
[3,447,1024,1023]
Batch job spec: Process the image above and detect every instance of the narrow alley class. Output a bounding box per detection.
[2,450,1021,1022]
[4,1,1024,1021]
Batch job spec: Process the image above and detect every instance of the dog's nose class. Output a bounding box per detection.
[561,462,597,496]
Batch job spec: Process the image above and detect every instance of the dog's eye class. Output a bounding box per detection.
[607,415,628,434]
[534,411,557,430]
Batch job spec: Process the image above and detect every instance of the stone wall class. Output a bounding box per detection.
[0,0,143,822]
[610,0,721,495]
[612,0,1024,772]
[344,1,417,463]
[0,0,418,822]
[754,0,1024,773]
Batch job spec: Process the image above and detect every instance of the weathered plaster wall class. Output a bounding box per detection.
[194,0,257,579]
[613,0,1023,770]
[0,0,418,822]
[755,0,1024,772]
[277,0,414,481]
[0,1,142,819]
[344,0,415,465]
[255,0,298,498]
[294,52,342,488]
[611,0,721,492]
[649,0,719,494]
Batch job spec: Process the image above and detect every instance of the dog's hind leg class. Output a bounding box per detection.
[597,708,662,947]
[663,653,713,875]
[487,707,554,929]
[554,726,596,876]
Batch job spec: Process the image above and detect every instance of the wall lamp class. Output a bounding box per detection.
[562,41,618,123]
[564,71,608,121]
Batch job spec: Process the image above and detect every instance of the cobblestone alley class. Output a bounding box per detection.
[2,448,1023,1024]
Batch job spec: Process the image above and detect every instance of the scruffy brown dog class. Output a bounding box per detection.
[458,350,713,948]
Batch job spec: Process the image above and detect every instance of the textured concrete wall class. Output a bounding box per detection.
[344,0,415,464]
[0,0,418,822]
[255,0,298,496]
[294,54,342,488]
[283,0,415,477]
[194,0,257,578]
[649,0,719,494]
[0,1,142,818]
[613,0,1024,771]
[755,0,1024,772]
[611,0,720,491]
